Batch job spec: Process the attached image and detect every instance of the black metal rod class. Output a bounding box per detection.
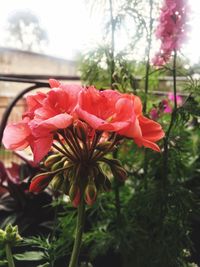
[0,75,80,84]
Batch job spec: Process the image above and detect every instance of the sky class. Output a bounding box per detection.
[0,0,199,64]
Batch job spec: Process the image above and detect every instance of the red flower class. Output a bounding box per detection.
[3,81,164,167]
[76,87,136,131]
[76,87,164,151]
[3,120,32,150]
[3,80,82,163]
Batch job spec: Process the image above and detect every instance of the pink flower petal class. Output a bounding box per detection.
[3,122,31,150]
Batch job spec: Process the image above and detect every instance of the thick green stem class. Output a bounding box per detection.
[5,243,15,267]
[68,197,85,267]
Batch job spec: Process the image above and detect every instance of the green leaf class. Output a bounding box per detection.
[37,264,50,267]
[0,260,8,266]
[14,251,45,261]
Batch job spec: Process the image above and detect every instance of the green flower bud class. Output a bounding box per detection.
[0,229,6,242]
[106,158,122,167]
[51,174,64,191]
[85,182,97,206]
[111,165,127,181]
[4,224,22,245]
[69,184,80,207]
[51,157,66,171]
[96,169,111,192]
[96,142,113,151]
[61,178,70,194]
[103,158,127,181]
[63,160,73,168]
[44,153,62,168]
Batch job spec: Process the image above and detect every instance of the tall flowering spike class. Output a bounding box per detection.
[152,0,189,66]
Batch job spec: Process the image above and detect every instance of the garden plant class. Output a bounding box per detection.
[1,0,200,267]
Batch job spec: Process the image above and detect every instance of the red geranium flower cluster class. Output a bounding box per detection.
[152,0,188,66]
[3,79,164,206]
[3,79,164,161]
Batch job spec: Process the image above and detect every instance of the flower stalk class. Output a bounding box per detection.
[0,225,22,267]
[143,0,153,190]
[68,195,85,267]
[163,49,177,182]
[5,243,15,267]
[143,0,153,114]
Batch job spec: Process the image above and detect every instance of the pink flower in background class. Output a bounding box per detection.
[149,92,183,120]
[162,99,172,113]
[168,92,183,105]
[152,0,189,66]
[149,108,160,120]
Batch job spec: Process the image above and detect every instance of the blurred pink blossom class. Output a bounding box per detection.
[149,108,160,120]
[162,99,172,113]
[168,92,183,105]
[152,0,189,66]
[149,92,183,120]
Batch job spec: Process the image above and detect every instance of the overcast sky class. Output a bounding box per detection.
[0,0,199,64]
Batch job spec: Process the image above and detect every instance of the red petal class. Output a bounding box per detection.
[49,79,60,88]
[3,122,31,150]
[32,136,53,163]
[139,115,165,142]
[76,107,114,131]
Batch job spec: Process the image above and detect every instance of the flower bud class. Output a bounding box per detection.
[29,172,54,193]
[106,158,122,167]
[63,160,73,168]
[61,178,70,194]
[74,120,88,142]
[51,157,65,171]
[69,184,80,207]
[96,142,112,151]
[111,165,127,181]
[0,229,6,242]
[96,169,111,192]
[104,158,127,181]
[44,153,62,168]
[3,224,22,245]
[85,182,97,206]
[51,174,63,191]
